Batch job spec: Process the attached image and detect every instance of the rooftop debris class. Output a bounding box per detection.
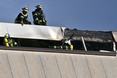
[64,28,113,43]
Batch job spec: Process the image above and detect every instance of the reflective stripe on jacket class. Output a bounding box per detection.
[4,38,17,47]
[32,9,46,24]
[15,12,28,23]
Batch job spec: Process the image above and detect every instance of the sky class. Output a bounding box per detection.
[0,0,117,31]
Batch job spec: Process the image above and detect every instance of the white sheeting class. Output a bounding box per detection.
[0,23,7,36]
[112,31,117,42]
[0,22,64,40]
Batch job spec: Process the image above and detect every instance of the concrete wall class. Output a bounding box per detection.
[0,50,116,78]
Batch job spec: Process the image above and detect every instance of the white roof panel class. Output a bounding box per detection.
[0,22,64,40]
[112,31,117,42]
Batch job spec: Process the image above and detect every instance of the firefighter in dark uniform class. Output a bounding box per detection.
[32,4,47,25]
[15,7,31,26]
[4,33,18,47]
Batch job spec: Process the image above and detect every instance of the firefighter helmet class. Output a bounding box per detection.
[36,4,43,8]
[22,7,29,12]
[5,33,10,38]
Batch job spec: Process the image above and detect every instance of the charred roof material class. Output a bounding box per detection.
[64,29,114,43]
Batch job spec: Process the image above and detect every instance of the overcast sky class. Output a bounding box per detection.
[0,0,117,31]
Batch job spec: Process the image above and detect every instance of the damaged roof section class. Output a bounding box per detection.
[64,28,114,43]
[0,22,116,43]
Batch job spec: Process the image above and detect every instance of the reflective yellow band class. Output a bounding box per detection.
[39,20,42,22]
[10,43,13,47]
[70,45,73,50]
[4,38,9,46]
[23,14,27,17]
[9,39,13,43]
[54,46,56,49]
[43,20,45,22]
[4,38,8,42]
[14,42,17,45]
[60,46,63,49]
[66,46,68,50]
[20,16,24,18]
[37,13,40,16]
[20,21,23,23]
[35,18,38,21]
[5,43,9,46]
[33,13,37,16]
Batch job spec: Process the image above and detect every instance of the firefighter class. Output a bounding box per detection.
[4,33,18,47]
[64,39,73,50]
[32,4,47,25]
[52,39,73,50]
[15,7,31,26]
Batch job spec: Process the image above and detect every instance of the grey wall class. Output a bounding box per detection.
[0,50,116,78]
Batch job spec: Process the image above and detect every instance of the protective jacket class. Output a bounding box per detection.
[4,38,17,47]
[53,45,73,50]
[15,12,30,24]
[32,9,46,25]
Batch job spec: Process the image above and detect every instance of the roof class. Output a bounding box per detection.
[0,22,116,43]
[64,28,114,42]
